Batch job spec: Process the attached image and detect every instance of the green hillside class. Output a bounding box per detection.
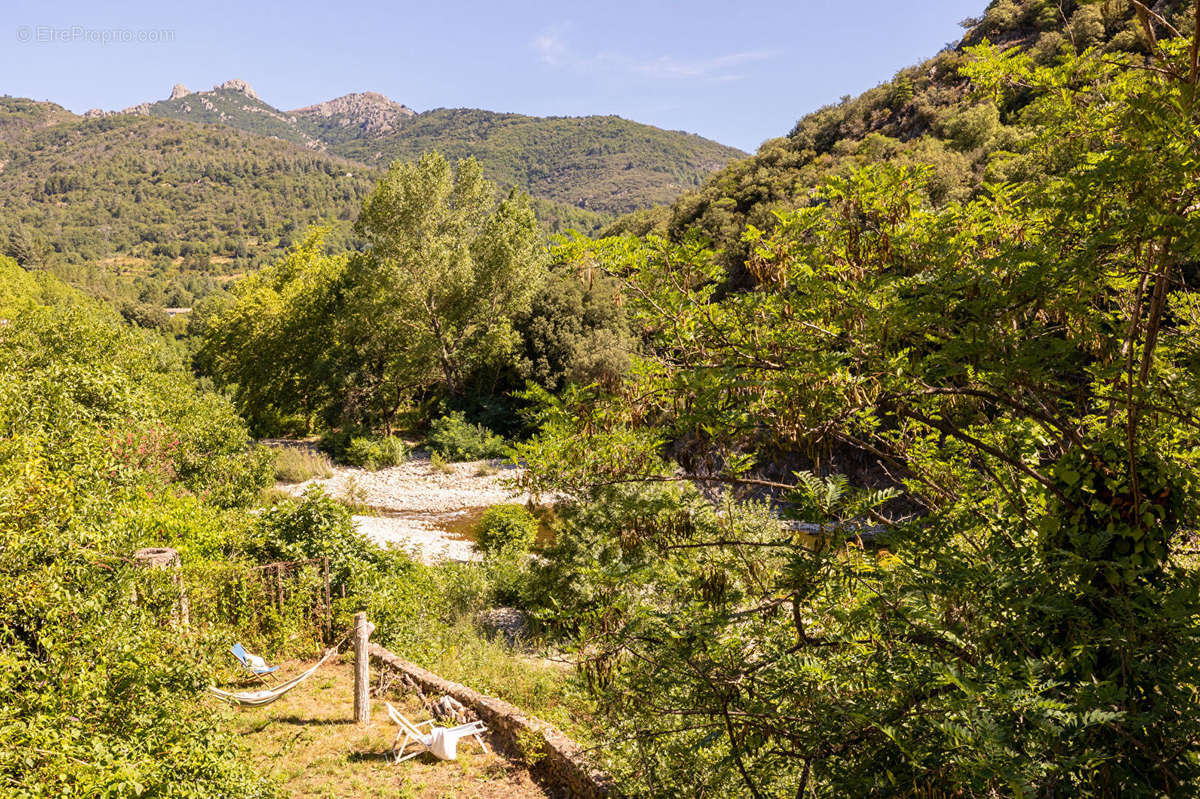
[135,83,743,217]
[146,84,323,148]
[0,101,377,316]
[614,0,1191,273]
[0,110,371,264]
[0,96,77,144]
[0,81,742,301]
[0,105,608,321]
[324,108,745,216]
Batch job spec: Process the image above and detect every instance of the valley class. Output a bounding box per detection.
[4,1,1200,796]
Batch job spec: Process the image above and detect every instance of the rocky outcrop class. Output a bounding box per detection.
[170,83,191,100]
[83,101,150,118]
[215,79,259,101]
[291,91,415,137]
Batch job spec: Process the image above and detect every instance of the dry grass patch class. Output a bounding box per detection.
[213,657,550,799]
[272,445,334,484]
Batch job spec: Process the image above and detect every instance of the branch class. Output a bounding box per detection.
[899,407,1062,497]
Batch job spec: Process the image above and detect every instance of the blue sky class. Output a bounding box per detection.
[4,0,986,152]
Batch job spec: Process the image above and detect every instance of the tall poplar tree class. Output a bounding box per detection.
[347,152,547,411]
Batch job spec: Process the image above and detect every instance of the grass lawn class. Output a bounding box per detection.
[212,657,551,798]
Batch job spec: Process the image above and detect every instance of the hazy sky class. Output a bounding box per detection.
[4,0,986,152]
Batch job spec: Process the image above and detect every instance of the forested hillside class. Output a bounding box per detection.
[138,82,743,218]
[0,83,741,310]
[0,99,377,322]
[323,108,743,216]
[145,81,324,149]
[613,0,1195,273]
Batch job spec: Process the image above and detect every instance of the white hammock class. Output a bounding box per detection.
[208,647,338,707]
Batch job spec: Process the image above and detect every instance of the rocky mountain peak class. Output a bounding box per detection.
[170,84,191,100]
[214,79,259,101]
[290,91,415,136]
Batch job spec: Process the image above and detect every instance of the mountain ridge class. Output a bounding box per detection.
[30,80,745,219]
[290,91,416,138]
[0,77,744,302]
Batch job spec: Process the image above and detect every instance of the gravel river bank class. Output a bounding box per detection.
[277,452,543,563]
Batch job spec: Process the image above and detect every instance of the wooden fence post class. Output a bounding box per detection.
[322,557,332,642]
[354,612,371,725]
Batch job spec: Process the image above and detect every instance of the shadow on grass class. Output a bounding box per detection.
[347,750,399,763]
[270,714,358,727]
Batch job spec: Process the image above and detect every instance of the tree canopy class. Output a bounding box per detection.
[199,153,554,434]
[513,27,1200,797]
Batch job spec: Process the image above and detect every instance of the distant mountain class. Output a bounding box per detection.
[324,108,743,216]
[136,79,324,149]
[0,96,376,266]
[0,96,77,144]
[290,91,416,141]
[0,79,742,316]
[89,80,744,217]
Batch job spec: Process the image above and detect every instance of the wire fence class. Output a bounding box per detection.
[134,553,335,656]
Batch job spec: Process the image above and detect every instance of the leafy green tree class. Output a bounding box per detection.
[255,486,375,593]
[516,32,1200,797]
[200,155,551,434]
[347,152,547,406]
[196,229,348,435]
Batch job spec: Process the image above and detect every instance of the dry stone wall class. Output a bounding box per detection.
[368,643,614,798]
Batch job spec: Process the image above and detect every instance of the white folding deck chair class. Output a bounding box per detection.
[385,701,488,763]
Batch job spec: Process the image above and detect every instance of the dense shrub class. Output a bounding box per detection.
[0,271,279,796]
[317,428,354,459]
[475,504,539,554]
[254,486,375,592]
[426,412,507,461]
[343,435,408,470]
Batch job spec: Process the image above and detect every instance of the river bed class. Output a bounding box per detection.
[276,452,549,563]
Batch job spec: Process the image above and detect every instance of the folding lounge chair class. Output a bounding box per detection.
[386,702,488,763]
[230,642,279,685]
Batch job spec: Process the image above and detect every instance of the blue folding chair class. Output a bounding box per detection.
[230,642,279,685]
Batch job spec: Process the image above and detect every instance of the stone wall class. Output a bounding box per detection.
[368,643,614,798]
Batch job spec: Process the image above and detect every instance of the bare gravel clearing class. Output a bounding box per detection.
[278,452,543,563]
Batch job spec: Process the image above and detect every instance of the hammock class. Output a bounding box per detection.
[207,646,338,707]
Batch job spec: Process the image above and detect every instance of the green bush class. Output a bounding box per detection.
[255,486,375,592]
[476,504,538,554]
[317,428,353,459]
[427,411,507,461]
[272,445,334,483]
[482,546,533,607]
[343,435,408,470]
